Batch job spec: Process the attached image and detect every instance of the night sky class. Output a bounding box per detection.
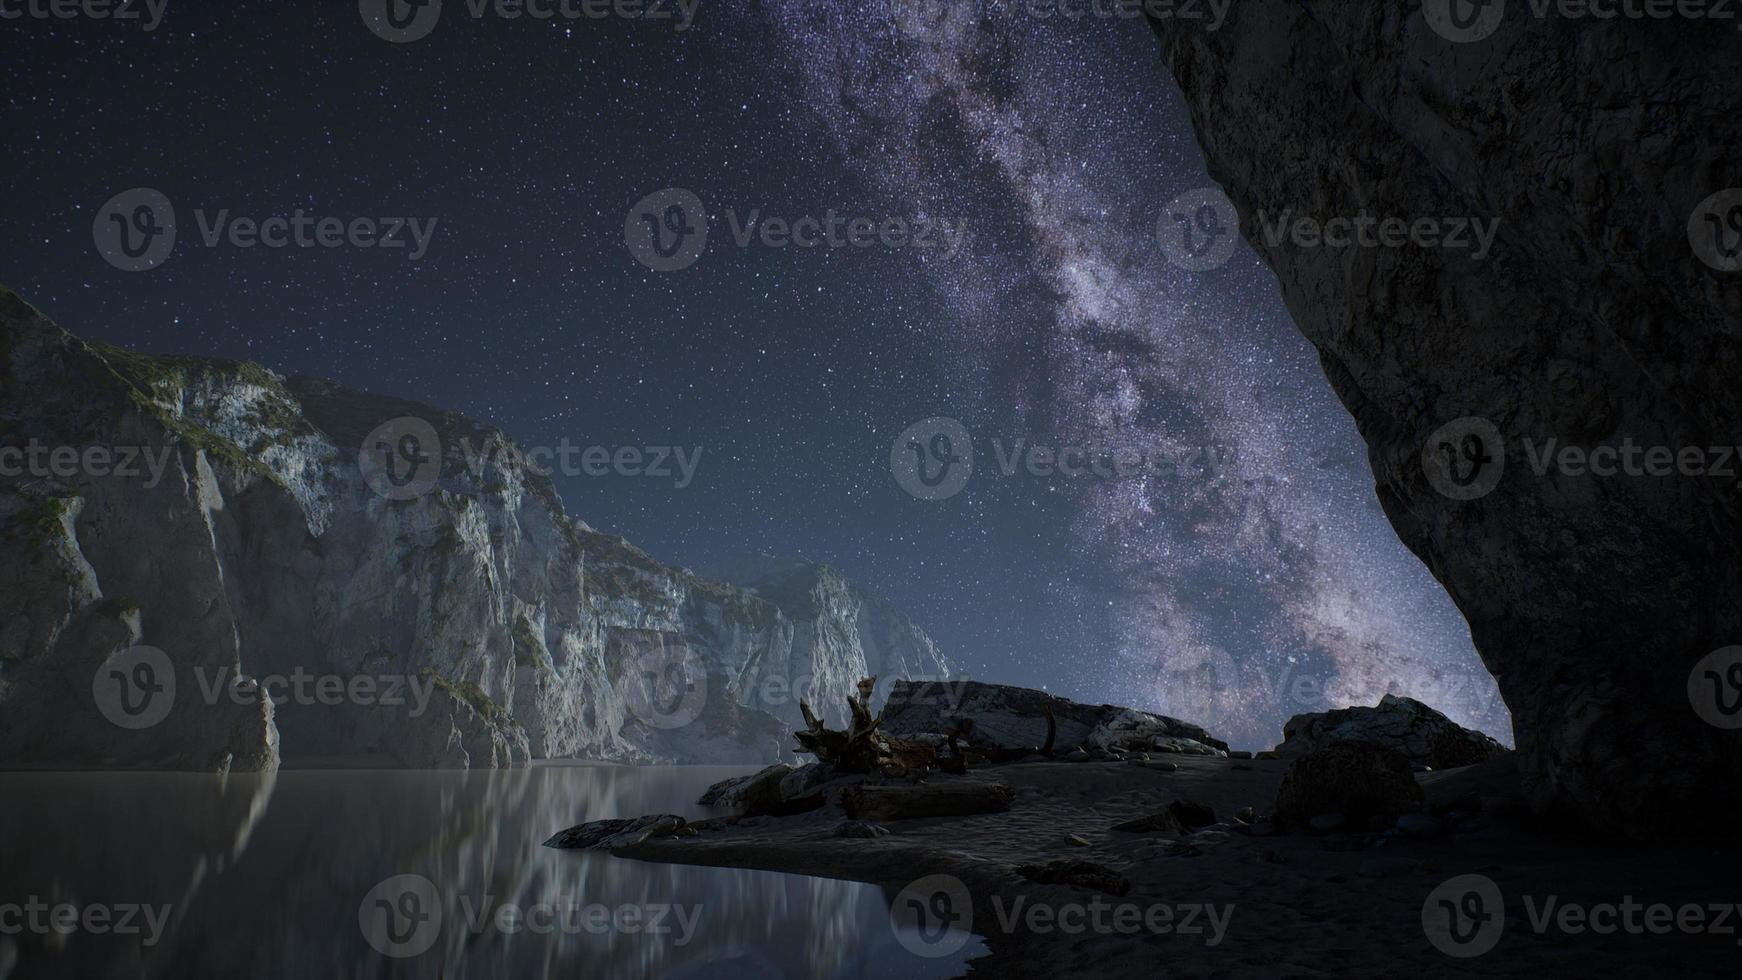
[3,0,1510,749]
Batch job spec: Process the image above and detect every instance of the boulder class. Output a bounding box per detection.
[698,762,834,817]
[543,814,686,850]
[882,679,1226,757]
[1274,695,1509,771]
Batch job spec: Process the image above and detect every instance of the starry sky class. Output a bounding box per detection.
[3,0,1511,749]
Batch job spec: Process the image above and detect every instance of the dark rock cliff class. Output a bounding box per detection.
[1148,2,1742,830]
[0,288,948,770]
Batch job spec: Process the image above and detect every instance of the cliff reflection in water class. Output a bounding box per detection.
[0,764,977,979]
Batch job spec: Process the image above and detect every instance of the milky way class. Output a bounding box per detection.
[2,1,1510,750]
[727,0,1510,747]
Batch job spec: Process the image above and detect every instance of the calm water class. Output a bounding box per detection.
[0,765,985,979]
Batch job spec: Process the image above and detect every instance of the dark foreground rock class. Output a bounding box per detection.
[1275,695,1510,770]
[543,814,688,851]
[1273,742,1425,828]
[1146,1,1742,833]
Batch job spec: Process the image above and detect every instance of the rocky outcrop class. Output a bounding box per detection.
[0,288,946,770]
[1147,4,1742,830]
[701,556,951,727]
[881,679,1228,756]
[1275,695,1509,771]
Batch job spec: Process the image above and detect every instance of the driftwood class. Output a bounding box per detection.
[795,677,938,773]
[840,781,1015,821]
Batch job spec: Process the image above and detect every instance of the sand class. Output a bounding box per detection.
[573,756,1742,978]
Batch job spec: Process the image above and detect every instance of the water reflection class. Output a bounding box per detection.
[0,765,984,979]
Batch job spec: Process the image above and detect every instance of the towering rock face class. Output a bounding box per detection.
[702,556,952,727]
[0,289,947,770]
[1147,5,1742,829]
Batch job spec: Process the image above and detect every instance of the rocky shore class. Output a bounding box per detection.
[540,685,1739,976]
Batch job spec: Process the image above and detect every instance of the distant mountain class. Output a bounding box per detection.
[0,287,946,771]
[702,556,952,720]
